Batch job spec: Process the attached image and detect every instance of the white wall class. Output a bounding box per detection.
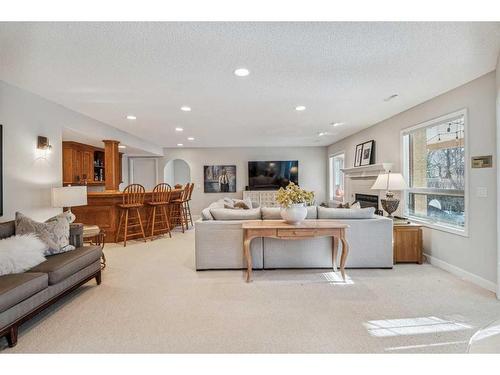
[328,71,498,291]
[159,147,328,215]
[0,80,160,221]
[173,159,191,185]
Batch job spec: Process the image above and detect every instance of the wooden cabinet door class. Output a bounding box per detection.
[73,148,83,183]
[393,226,422,264]
[62,146,74,184]
[82,149,94,182]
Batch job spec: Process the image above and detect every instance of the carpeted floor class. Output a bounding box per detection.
[2,227,499,353]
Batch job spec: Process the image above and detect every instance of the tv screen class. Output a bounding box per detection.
[248,161,298,190]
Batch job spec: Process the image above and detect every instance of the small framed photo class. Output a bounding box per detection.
[354,144,363,167]
[360,140,375,166]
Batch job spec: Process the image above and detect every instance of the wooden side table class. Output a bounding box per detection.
[393,223,423,264]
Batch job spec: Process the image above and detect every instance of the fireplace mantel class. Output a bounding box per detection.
[341,163,393,178]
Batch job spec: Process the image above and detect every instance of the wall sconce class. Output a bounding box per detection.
[37,136,52,151]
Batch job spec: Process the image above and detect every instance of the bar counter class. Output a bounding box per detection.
[72,189,183,243]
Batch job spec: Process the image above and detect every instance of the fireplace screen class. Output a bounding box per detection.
[354,193,379,209]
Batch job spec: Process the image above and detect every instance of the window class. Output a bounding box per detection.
[329,153,345,202]
[402,109,467,234]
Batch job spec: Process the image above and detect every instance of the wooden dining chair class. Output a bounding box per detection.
[169,183,190,233]
[146,183,172,239]
[116,184,147,246]
[183,183,195,227]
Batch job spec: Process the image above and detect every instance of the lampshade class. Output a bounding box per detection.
[51,186,88,208]
[371,172,407,191]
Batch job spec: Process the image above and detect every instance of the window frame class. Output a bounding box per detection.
[329,151,345,204]
[400,108,469,237]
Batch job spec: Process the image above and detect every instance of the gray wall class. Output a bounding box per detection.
[327,71,498,291]
[159,147,328,215]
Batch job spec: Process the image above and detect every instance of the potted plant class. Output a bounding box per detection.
[275,182,315,224]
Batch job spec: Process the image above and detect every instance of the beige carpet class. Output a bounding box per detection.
[2,228,499,353]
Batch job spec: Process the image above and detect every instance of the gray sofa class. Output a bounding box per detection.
[0,221,102,348]
[195,204,393,270]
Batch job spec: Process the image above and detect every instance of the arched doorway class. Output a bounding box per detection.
[164,159,191,186]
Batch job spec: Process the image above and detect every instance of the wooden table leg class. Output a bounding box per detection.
[339,230,350,281]
[332,236,338,272]
[243,232,253,283]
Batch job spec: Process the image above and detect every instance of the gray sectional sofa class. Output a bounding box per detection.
[0,221,102,348]
[195,202,393,270]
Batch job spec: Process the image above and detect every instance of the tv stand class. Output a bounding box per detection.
[243,190,279,208]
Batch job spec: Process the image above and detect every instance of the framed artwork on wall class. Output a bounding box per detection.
[354,144,363,167]
[360,140,375,166]
[204,165,236,193]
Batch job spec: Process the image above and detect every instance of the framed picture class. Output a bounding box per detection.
[204,165,236,193]
[360,140,375,166]
[354,144,363,167]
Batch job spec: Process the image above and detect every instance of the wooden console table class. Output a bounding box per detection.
[242,221,350,283]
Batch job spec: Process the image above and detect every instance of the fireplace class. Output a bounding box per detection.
[355,193,379,210]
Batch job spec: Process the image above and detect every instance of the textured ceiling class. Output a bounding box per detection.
[1,22,499,148]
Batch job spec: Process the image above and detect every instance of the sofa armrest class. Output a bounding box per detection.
[69,223,84,248]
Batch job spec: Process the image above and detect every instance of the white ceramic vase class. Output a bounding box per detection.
[280,203,307,224]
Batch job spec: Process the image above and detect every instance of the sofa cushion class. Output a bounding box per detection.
[201,208,214,221]
[0,272,48,313]
[261,207,282,220]
[318,206,376,219]
[0,221,15,240]
[261,206,318,220]
[27,246,102,285]
[210,208,261,221]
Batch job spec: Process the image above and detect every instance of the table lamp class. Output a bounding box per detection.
[371,172,407,218]
[51,186,88,223]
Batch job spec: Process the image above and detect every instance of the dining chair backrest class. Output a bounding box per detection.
[187,183,195,200]
[122,184,146,205]
[151,183,171,203]
[182,183,191,201]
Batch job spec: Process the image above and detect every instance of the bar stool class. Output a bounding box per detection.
[117,184,147,247]
[183,183,195,228]
[146,183,172,239]
[169,183,190,233]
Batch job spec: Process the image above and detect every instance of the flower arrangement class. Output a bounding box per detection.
[275,182,315,208]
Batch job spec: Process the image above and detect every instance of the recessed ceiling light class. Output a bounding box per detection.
[118,145,126,149]
[177,143,184,147]
[187,137,195,141]
[126,115,136,120]
[384,94,399,102]
[331,122,345,127]
[318,132,328,137]
[175,127,184,132]
[234,68,250,77]
[295,105,306,111]
[180,106,191,112]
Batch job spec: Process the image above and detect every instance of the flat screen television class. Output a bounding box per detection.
[248,160,298,190]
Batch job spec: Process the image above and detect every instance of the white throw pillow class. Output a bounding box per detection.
[0,234,48,276]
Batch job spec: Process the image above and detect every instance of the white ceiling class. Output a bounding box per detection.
[1,22,500,148]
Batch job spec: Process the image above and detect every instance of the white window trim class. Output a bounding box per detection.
[400,108,469,237]
[328,151,346,205]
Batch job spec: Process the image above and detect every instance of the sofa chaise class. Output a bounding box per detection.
[0,221,102,348]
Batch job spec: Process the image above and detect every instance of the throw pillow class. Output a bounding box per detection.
[351,202,361,209]
[0,234,47,276]
[210,208,261,220]
[317,206,376,219]
[15,212,75,255]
